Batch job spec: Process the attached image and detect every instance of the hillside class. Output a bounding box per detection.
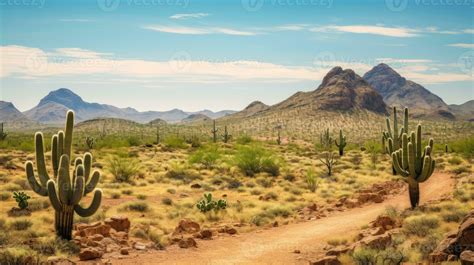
[363,64,454,119]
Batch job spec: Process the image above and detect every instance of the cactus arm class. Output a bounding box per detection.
[403,108,409,133]
[47,180,62,212]
[71,174,84,205]
[83,153,92,182]
[385,118,393,139]
[84,170,100,195]
[58,131,64,157]
[74,189,102,217]
[35,132,50,185]
[401,134,409,169]
[392,152,409,177]
[58,155,71,204]
[407,142,417,178]
[26,162,48,196]
[64,111,74,160]
[52,134,59,178]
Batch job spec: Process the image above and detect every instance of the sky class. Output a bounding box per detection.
[0,0,473,112]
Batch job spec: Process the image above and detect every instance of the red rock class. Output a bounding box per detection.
[120,248,129,255]
[429,252,448,263]
[200,229,213,239]
[79,247,103,261]
[178,238,197,248]
[104,216,130,232]
[372,215,396,230]
[77,223,111,237]
[46,256,75,265]
[360,233,391,249]
[326,246,351,256]
[310,256,341,265]
[174,219,200,234]
[357,193,383,204]
[461,250,474,265]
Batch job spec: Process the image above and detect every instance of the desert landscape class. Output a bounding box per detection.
[0,1,473,265]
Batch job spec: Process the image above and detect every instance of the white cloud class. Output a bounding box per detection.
[311,25,419,37]
[463,29,474,34]
[273,24,308,31]
[448,43,474,49]
[1,45,471,86]
[143,25,257,36]
[169,13,209,20]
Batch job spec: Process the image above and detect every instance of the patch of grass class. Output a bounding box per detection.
[0,247,39,265]
[107,156,140,183]
[9,219,33,231]
[121,201,150,212]
[403,215,440,237]
[163,136,187,150]
[189,145,222,169]
[235,145,279,177]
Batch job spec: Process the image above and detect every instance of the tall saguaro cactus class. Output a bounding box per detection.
[211,120,219,143]
[320,128,332,150]
[383,107,409,174]
[335,129,347,156]
[391,124,435,208]
[222,125,231,143]
[0,122,7,141]
[25,111,102,240]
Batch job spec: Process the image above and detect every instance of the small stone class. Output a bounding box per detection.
[134,242,147,250]
[200,229,213,239]
[120,248,130,255]
[178,238,197,248]
[293,250,301,254]
[79,247,103,261]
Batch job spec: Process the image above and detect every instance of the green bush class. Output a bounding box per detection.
[236,135,253,145]
[449,136,474,157]
[122,201,149,212]
[189,145,222,169]
[163,136,187,149]
[403,215,440,236]
[306,168,319,192]
[107,156,140,183]
[235,145,279,177]
[12,191,30,210]
[0,247,39,265]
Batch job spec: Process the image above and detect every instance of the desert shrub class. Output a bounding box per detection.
[0,192,9,201]
[136,194,147,200]
[121,189,133,195]
[196,193,227,213]
[122,201,149,212]
[127,136,141,146]
[448,157,463,165]
[4,183,22,192]
[107,156,140,183]
[12,191,30,210]
[111,192,121,199]
[353,247,405,265]
[0,247,39,265]
[449,136,474,157]
[306,168,318,192]
[28,199,49,211]
[9,219,33,231]
[403,215,440,237]
[327,237,348,246]
[236,135,253,145]
[161,197,173,205]
[189,145,222,169]
[235,145,279,176]
[165,162,200,184]
[441,207,469,222]
[416,235,441,259]
[452,165,471,175]
[163,136,187,149]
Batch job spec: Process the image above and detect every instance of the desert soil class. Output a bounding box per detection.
[90,172,454,265]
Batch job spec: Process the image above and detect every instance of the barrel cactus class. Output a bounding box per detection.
[25,110,102,239]
[335,129,347,156]
[390,124,435,208]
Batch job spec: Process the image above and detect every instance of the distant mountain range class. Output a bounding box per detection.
[0,64,471,127]
[8,88,236,124]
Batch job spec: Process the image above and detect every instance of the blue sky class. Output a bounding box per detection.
[0,0,472,112]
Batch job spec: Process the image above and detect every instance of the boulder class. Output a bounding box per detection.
[104,216,130,232]
[326,246,352,256]
[357,193,383,204]
[79,247,103,261]
[200,229,213,239]
[218,226,237,235]
[174,219,200,234]
[178,238,197,248]
[360,233,391,249]
[461,250,474,265]
[310,256,341,265]
[76,222,111,237]
[372,215,396,230]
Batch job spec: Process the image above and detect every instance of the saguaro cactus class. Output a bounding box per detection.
[25,111,102,239]
[222,125,231,143]
[156,125,161,144]
[335,129,347,156]
[211,120,219,143]
[276,130,281,145]
[391,124,435,208]
[85,136,95,150]
[0,122,7,141]
[383,107,409,174]
[320,128,332,150]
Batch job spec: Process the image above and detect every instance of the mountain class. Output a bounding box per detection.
[0,101,29,122]
[449,100,474,121]
[363,64,454,119]
[193,109,236,119]
[271,67,387,114]
[223,101,269,120]
[24,88,236,124]
[181,114,211,123]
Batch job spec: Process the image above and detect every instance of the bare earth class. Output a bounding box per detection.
[100,172,454,265]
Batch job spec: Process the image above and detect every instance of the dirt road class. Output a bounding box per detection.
[103,172,454,265]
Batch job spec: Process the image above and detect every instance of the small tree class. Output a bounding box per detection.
[320,151,337,177]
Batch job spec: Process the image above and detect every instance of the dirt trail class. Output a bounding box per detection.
[105,172,454,265]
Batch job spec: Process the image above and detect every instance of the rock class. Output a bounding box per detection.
[174,219,200,234]
[360,233,391,249]
[104,216,131,232]
[461,250,474,265]
[344,199,360,208]
[218,226,237,235]
[89,234,104,242]
[79,247,103,261]
[307,203,318,211]
[46,256,75,265]
[120,248,130,255]
[457,217,474,251]
[310,256,341,265]
[273,221,279,227]
[76,222,111,237]
[326,246,351,256]
[357,193,383,204]
[200,229,213,239]
[429,252,448,263]
[178,238,197,248]
[134,242,147,250]
[293,250,301,254]
[7,207,32,217]
[190,183,201,189]
[372,215,396,230]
